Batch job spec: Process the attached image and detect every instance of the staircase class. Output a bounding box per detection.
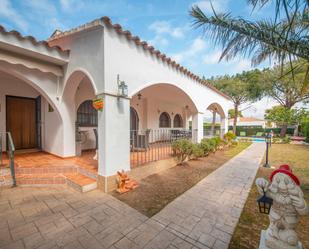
[0,133,97,192]
[14,165,97,192]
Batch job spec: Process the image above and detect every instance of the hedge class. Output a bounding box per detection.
[301,119,309,142]
[228,126,295,136]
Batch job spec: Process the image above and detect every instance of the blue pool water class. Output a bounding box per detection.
[237,137,266,142]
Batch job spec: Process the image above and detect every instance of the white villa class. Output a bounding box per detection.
[0,17,231,191]
[228,117,268,128]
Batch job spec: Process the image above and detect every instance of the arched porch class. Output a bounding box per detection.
[129,83,198,167]
[203,102,227,138]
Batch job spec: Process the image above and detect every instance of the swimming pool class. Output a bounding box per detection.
[237,137,266,142]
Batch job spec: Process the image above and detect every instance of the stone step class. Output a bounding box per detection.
[15,173,66,185]
[15,166,78,174]
[65,173,97,193]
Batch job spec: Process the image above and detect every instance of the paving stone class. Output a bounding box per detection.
[78,234,103,249]
[114,237,141,249]
[62,240,84,249]
[82,219,106,235]
[23,232,45,249]
[197,233,216,248]
[0,227,12,243]
[10,223,38,241]
[98,230,124,248]
[3,240,25,249]
[212,239,229,249]
[0,143,264,249]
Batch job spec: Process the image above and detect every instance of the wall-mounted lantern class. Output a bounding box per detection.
[117,74,128,98]
[137,93,142,100]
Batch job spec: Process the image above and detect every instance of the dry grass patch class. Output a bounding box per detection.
[111,142,251,217]
[229,144,309,249]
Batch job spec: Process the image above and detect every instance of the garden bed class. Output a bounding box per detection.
[111,142,251,217]
[229,144,309,249]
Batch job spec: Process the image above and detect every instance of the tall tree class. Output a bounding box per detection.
[209,69,263,134]
[228,109,243,119]
[262,61,309,135]
[265,106,307,136]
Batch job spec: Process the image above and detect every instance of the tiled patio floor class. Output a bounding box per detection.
[0,151,98,186]
[0,143,265,249]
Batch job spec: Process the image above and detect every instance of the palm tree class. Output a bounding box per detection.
[190,0,309,83]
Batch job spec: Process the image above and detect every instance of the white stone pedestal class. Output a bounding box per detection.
[259,230,303,249]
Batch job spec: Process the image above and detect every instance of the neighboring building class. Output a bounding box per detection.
[0,17,231,191]
[229,117,272,128]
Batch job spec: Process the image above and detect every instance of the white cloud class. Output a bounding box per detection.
[60,0,85,12]
[171,37,207,63]
[148,20,187,47]
[202,49,252,73]
[149,21,185,39]
[192,0,229,14]
[149,35,169,47]
[0,0,28,31]
[25,0,56,14]
[203,51,221,64]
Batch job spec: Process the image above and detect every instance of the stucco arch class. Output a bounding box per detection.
[207,102,226,118]
[62,69,98,100]
[0,64,61,118]
[130,82,199,114]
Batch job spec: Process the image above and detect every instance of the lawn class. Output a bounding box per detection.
[111,142,251,217]
[229,144,309,249]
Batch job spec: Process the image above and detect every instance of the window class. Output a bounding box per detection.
[77,100,97,127]
[173,114,183,128]
[159,112,171,128]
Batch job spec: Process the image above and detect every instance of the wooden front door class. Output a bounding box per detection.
[6,96,37,150]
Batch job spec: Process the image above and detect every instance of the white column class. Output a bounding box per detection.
[61,98,77,157]
[220,116,228,137]
[98,94,130,179]
[192,112,204,143]
[211,111,216,136]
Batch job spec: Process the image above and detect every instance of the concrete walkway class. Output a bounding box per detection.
[0,143,265,249]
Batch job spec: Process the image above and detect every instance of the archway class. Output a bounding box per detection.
[62,70,98,162]
[0,67,63,155]
[130,107,139,131]
[204,102,227,137]
[130,83,198,167]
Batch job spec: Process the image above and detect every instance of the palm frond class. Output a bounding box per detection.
[190,6,309,66]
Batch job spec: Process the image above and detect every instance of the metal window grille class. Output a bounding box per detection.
[77,100,97,127]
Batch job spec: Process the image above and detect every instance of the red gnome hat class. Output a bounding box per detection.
[269,164,300,185]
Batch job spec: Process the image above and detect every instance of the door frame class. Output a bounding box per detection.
[5,95,41,150]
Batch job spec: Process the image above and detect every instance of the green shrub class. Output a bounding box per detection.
[228,126,295,136]
[301,118,309,143]
[190,143,204,160]
[231,140,238,146]
[272,137,281,144]
[281,136,291,144]
[200,139,211,156]
[224,131,236,142]
[238,137,252,143]
[171,139,193,164]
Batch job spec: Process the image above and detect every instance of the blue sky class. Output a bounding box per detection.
[0,0,278,117]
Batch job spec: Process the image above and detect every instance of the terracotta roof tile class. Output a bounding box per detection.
[48,16,230,100]
[0,25,69,54]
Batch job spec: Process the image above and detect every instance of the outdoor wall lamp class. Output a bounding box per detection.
[117,74,128,98]
[137,93,142,100]
[257,188,273,214]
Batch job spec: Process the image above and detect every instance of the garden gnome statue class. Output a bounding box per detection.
[256,165,308,249]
